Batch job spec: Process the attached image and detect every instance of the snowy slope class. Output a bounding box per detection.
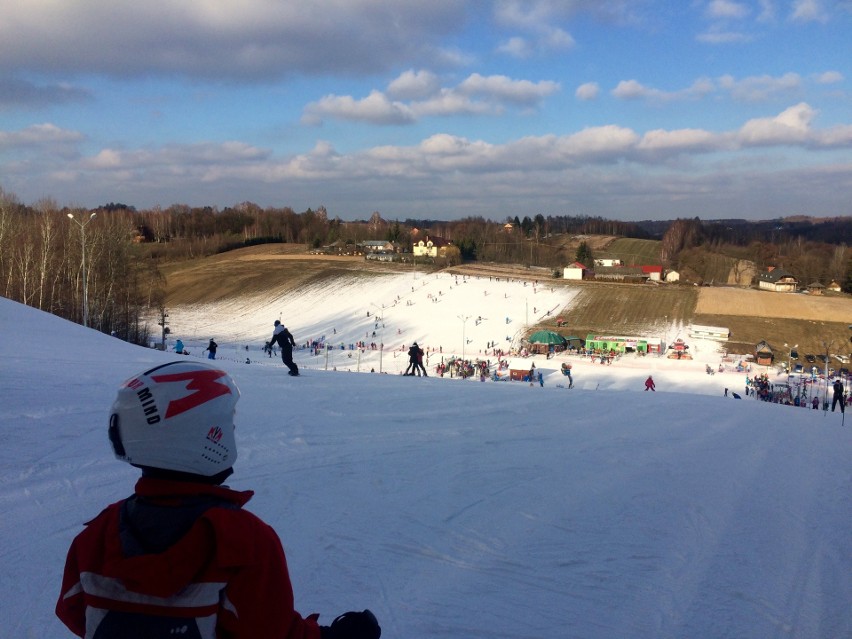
[0,291,850,639]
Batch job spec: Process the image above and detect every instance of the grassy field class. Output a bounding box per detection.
[601,238,662,265]
[161,243,852,360]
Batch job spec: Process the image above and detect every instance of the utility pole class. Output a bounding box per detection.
[157,307,170,350]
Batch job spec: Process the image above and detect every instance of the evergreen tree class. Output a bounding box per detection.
[576,241,593,268]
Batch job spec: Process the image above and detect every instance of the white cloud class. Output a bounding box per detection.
[706,0,750,19]
[611,78,715,102]
[456,73,560,105]
[717,72,802,102]
[302,91,416,126]
[790,0,829,22]
[493,0,576,57]
[738,102,816,144]
[496,36,533,58]
[814,70,844,84]
[0,123,83,148]
[575,82,600,101]
[302,73,559,125]
[387,70,441,101]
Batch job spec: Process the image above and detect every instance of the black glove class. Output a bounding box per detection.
[320,609,381,639]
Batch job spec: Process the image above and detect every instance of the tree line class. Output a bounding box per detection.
[1,186,849,342]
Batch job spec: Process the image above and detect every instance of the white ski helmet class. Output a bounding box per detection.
[108,361,240,476]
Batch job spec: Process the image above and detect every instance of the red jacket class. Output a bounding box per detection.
[56,477,322,639]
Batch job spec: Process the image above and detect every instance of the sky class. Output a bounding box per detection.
[2,273,850,638]
[1,1,851,221]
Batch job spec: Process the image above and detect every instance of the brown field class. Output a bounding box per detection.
[161,243,852,359]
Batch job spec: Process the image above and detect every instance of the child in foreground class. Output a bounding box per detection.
[56,360,380,639]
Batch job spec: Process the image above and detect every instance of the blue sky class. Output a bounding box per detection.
[1,0,850,221]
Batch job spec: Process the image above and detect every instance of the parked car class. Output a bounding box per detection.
[805,353,816,363]
[790,349,799,360]
[817,354,828,363]
[793,363,804,373]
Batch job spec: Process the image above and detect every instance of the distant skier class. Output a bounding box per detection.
[644,375,656,391]
[831,379,845,413]
[270,320,299,376]
[205,338,218,360]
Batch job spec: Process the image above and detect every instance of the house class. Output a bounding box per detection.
[758,267,797,292]
[807,281,825,295]
[665,270,680,283]
[562,262,588,281]
[755,340,773,366]
[412,235,452,258]
[594,258,623,267]
[641,265,663,282]
[360,240,396,254]
[828,280,842,293]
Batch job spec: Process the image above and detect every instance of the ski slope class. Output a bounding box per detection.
[1,287,850,638]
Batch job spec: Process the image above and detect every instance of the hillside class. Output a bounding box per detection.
[160,244,852,360]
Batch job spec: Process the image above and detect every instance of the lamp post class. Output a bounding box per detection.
[458,314,471,363]
[67,212,97,327]
[784,343,797,373]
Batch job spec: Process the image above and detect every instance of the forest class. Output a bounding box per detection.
[1,186,849,343]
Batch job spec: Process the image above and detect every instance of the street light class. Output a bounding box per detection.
[784,343,798,373]
[458,314,471,363]
[67,212,97,327]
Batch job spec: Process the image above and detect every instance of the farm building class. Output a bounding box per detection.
[689,325,730,341]
[562,262,589,280]
[594,258,623,267]
[585,334,664,354]
[758,267,798,293]
[755,340,774,366]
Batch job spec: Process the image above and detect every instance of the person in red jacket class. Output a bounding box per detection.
[644,375,656,391]
[56,360,380,639]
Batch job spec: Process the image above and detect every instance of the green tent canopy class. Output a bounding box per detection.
[527,330,568,346]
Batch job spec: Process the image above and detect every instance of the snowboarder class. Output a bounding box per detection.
[206,338,218,360]
[831,379,845,413]
[644,375,656,391]
[174,339,185,355]
[56,360,380,639]
[270,320,299,376]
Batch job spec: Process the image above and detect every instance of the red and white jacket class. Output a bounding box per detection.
[56,476,322,639]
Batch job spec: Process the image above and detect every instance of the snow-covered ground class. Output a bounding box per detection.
[1,276,850,638]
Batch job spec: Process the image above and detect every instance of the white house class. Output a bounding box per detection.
[594,258,623,267]
[412,236,451,258]
[563,262,588,280]
[758,267,798,293]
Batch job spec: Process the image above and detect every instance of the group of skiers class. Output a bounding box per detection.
[404,342,427,376]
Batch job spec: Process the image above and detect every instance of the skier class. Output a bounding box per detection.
[831,379,845,413]
[55,360,380,639]
[174,338,185,355]
[270,319,299,376]
[644,375,656,391]
[404,342,420,376]
[206,338,218,360]
[415,343,427,377]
